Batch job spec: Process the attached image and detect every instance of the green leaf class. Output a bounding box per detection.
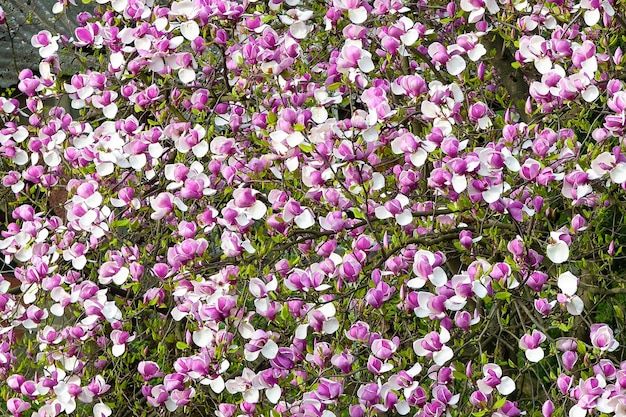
[494,291,511,302]
[176,341,189,350]
[328,82,343,91]
[493,397,507,409]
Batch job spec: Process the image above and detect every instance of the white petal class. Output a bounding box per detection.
[79,210,98,230]
[362,127,378,142]
[396,209,413,226]
[567,296,585,315]
[482,183,503,203]
[440,327,450,343]
[193,328,213,347]
[446,55,466,76]
[348,6,367,24]
[319,302,336,318]
[410,149,428,167]
[261,339,278,359]
[180,20,200,40]
[287,131,305,147]
[295,209,315,229]
[311,107,328,124]
[290,21,309,39]
[112,344,125,357]
[358,55,375,73]
[570,405,587,417]
[244,349,260,362]
[547,240,569,264]
[468,44,487,61]
[243,388,259,404]
[84,192,103,208]
[110,52,125,69]
[421,101,439,118]
[13,149,29,165]
[497,377,516,395]
[266,384,281,404]
[72,256,87,270]
[295,324,308,339]
[44,151,61,167]
[210,376,225,393]
[248,201,267,220]
[395,401,411,415]
[96,162,114,177]
[505,156,520,172]
[192,141,209,158]
[452,175,467,193]
[51,304,65,316]
[171,308,188,321]
[407,277,426,289]
[149,143,164,159]
[611,164,626,183]
[285,156,299,171]
[179,68,196,84]
[371,173,385,190]
[558,272,578,296]
[323,317,339,334]
[433,346,453,365]
[430,267,447,287]
[103,103,118,119]
[525,347,544,362]
[582,85,599,102]
[473,281,488,298]
[129,154,147,170]
[112,267,129,285]
[584,9,600,26]
[375,206,393,219]
[533,57,552,74]
[400,30,418,46]
[413,340,428,356]
[238,322,255,339]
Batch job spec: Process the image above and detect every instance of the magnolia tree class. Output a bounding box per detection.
[1,0,626,415]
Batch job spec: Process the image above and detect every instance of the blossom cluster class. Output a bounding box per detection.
[0,0,624,416]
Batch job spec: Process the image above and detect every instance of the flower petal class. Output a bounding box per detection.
[547,240,569,264]
[497,377,516,395]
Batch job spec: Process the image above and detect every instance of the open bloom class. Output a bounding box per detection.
[477,364,515,395]
[412,328,453,365]
[590,324,619,352]
[519,330,547,362]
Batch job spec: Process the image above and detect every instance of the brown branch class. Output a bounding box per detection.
[482,31,533,123]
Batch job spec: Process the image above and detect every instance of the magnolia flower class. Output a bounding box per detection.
[460,0,500,23]
[374,194,413,226]
[547,231,569,264]
[31,30,60,58]
[557,271,584,315]
[477,364,515,395]
[519,330,547,362]
[590,324,619,352]
[412,328,453,365]
[225,368,260,403]
[308,303,340,334]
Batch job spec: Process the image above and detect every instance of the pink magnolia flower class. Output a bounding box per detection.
[31,30,60,58]
[590,324,619,352]
[477,364,516,396]
[519,330,547,362]
[7,398,31,417]
[412,328,453,365]
[225,368,259,404]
